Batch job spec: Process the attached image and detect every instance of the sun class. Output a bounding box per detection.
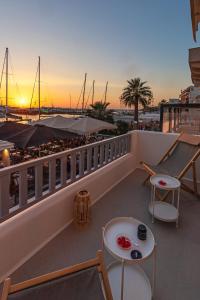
[18,97,29,108]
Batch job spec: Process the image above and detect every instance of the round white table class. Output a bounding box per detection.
[149,174,181,227]
[103,217,156,300]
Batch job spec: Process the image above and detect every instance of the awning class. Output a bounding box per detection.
[7,125,78,148]
[190,0,200,41]
[0,140,14,151]
[31,115,76,130]
[0,122,30,140]
[189,47,200,86]
[67,117,117,135]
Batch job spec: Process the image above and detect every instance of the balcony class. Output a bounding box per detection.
[160,103,200,134]
[0,131,199,299]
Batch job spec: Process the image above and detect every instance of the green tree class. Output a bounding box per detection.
[87,101,114,123]
[120,78,153,128]
[116,120,129,135]
[158,99,168,106]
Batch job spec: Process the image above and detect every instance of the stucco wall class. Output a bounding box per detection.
[137,130,200,182]
[0,131,138,282]
[0,130,199,282]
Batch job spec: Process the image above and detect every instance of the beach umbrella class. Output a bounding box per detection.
[0,122,30,140]
[67,117,117,135]
[0,140,14,151]
[7,124,78,148]
[31,115,76,130]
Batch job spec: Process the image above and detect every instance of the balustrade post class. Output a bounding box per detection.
[113,141,116,159]
[168,107,172,132]
[0,173,10,217]
[99,144,104,166]
[110,142,114,161]
[174,108,177,131]
[123,137,127,154]
[121,137,126,156]
[105,143,109,164]
[61,156,67,186]
[79,150,84,177]
[159,104,164,132]
[93,146,98,170]
[87,147,92,173]
[35,164,43,200]
[127,135,131,152]
[119,138,123,156]
[19,169,28,207]
[70,153,76,182]
[49,159,56,192]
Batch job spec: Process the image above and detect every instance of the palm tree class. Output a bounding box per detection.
[90,101,110,117]
[88,101,113,123]
[120,78,153,127]
[158,99,168,107]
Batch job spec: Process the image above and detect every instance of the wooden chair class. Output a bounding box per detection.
[1,251,113,300]
[141,133,200,200]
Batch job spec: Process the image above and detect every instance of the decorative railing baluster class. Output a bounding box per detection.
[87,147,92,173]
[35,164,43,200]
[60,156,67,187]
[0,173,10,217]
[49,159,56,193]
[110,141,114,160]
[99,144,104,166]
[79,150,84,177]
[19,169,28,207]
[70,153,76,182]
[105,143,109,164]
[93,146,98,170]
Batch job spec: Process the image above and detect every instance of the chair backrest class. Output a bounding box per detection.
[1,251,113,300]
[158,133,200,177]
[178,133,200,146]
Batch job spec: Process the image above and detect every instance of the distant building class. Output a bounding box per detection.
[179,86,200,103]
[168,98,180,104]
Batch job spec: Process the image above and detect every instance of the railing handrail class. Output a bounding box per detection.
[0,133,130,177]
[160,103,200,134]
[0,132,131,219]
[161,103,200,108]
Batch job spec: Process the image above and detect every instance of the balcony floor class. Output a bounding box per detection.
[11,169,200,300]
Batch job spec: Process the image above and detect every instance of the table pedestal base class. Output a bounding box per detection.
[108,261,152,300]
[149,201,178,222]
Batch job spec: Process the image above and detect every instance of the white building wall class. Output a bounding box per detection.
[189,86,200,103]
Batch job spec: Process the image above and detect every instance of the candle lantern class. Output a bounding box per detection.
[74,190,91,226]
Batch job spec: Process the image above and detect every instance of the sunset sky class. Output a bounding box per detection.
[0,0,197,108]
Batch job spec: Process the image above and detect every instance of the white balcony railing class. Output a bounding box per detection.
[0,134,131,219]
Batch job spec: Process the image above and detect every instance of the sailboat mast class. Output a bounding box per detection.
[82,73,87,113]
[5,48,8,121]
[38,56,41,120]
[92,80,95,105]
[69,93,71,110]
[104,81,108,104]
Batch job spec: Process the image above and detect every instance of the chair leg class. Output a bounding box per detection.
[181,182,195,194]
[143,174,151,185]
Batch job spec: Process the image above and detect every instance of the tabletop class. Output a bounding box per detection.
[150,174,180,190]
[103,217,155,262]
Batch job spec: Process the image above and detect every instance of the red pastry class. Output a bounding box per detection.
[159,180,167,186]
[117,236,132,250]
